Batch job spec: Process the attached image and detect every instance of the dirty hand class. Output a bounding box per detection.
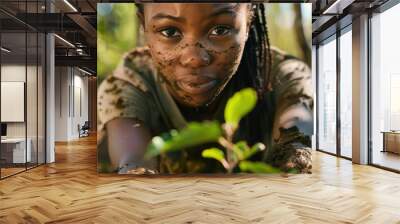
[280,145,312,173]
[265,142,312,174]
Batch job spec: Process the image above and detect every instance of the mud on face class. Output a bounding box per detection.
[141,3,252,108]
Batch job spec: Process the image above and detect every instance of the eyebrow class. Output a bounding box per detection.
[151,13,185,22]
[209,7,238,18]
[150,6,238,22]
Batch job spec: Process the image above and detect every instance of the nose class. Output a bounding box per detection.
[179,44,211,68]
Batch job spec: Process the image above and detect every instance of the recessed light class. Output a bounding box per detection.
[63,0,78,12]
[78,67,92,76]
[1,47,11,53]
[54,34,75,48]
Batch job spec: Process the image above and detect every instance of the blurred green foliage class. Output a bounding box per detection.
[97,4,139,83]
[144,88,282,174]
[144,121,222,159]
[266,3,312,64]
[97,3,312,83]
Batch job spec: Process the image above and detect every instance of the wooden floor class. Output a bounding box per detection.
[1,135,400,224]
[1,163,44,178]
[1,167,26,178]
[373,151,400,171]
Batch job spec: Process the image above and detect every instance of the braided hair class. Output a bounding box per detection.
[243,3,272,97]
[228,3,273,145]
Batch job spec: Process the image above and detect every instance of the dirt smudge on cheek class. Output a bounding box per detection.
[207,43,244,103]
[164,75,195,104]
[155,44,180,69]
[205,42,241,55]
[159,70,183,92]
[213,43,243,76]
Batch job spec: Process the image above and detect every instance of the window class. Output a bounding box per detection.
[339,28,352,158]
[0,1,47,179]
[317,36,337,154]
[370,3,400,171]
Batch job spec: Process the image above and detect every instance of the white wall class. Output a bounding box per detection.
[1,63,46,164]
[1,65,36,138]
[55,66,69,141]
[1,65,26,137]
[54,67,89,141]
[72,73,89,138]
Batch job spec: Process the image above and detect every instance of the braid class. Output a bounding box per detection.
[251,3,272,96]
[254,5,265,95]
[236,3,272,99]
[135,3,143,13]
[233,3,273,145]
[260,4,273,91]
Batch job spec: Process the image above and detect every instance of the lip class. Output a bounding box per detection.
[177,77,218,95]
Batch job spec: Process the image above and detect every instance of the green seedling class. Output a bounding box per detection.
[145,88,280,174]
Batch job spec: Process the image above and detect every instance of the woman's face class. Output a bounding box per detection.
[141,3,251,107]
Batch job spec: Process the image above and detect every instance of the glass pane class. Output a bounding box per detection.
[312,45,317,150]
[38,32,45,165]
[318,37,337,154]
[340,29,352,158]
[0,0,46,178]
[27,31,38,169]
[1,30,27,177]
[371,4,400,171]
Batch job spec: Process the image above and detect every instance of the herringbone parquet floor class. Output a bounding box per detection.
[1,135,400,224]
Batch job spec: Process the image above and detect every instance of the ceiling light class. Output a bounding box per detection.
[54,34,75,48]
[63,0,78,12]
[323,0,341,14]
[322,0,354,15]
[78,67,92,76]
[1,47,11,53]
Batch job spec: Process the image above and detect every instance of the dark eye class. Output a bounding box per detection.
[210,26,232,36]
[159,27,181,38]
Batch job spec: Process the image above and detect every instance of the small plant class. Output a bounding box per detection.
[144,88,280,174]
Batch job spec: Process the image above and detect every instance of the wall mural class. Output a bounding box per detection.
[97,3,313,175]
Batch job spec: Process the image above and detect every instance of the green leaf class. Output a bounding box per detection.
[232,141,249,160]
[202,148,225,162]
[145,121,222,159]
[202,148,230,170]
[224,88,257,128]
[145,136,166,159]
[232,142,266,161]
[239,161,280,174]
[243,143,266,160]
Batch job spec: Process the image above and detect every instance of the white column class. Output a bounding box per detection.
[46,33,55,163]
[45,1,55,163]
[352,14,369,164]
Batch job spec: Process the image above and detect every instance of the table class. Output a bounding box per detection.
[1,138,32,163]
[381,131,400,154]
